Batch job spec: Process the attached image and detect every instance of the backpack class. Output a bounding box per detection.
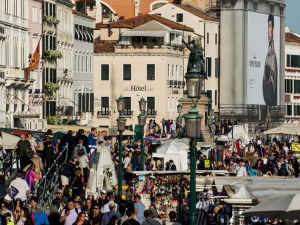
[36,141,44,151]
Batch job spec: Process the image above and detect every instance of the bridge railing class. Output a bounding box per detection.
[24,146,68,213]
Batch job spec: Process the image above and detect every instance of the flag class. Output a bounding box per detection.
[10,186,19,198]
[25,40,40,81]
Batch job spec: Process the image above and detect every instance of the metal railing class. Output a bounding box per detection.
[1,153,18,185]
[25,146,68,213]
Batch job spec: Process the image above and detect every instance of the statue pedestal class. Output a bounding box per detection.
[178,94,213,144]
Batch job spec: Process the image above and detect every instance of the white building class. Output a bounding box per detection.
[93,14,197,128]
[149,3,220,116]
[72,10,95,125]
[0,0,32,128]
[56,0,75,119]
[284,27,300,120]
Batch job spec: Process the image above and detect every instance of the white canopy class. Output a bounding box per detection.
[153,143,188,171]
[1,132,20,149]
[264,125,300,135]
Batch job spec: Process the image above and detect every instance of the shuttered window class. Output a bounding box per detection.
[123,64,131,80]
[147,97,155,115]
[206,57,211,77]
[147,64,155,80]
[215,58,219,77]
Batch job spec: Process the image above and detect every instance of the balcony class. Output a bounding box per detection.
[114,45,184,55]
[97,111,111,118]
[167,80,185,88]
[29,89,45,97]
[124,110,133,117]
[147,110,156,118]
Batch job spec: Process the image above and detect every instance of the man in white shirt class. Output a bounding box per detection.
[101,195,119,213]
[9,173,30,201]
[60,198,81,225]
[236,160,248,177]
[123,153,131,170]
[283,144,289,156]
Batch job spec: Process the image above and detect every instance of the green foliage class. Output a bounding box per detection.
[43,15,60,25]
[44,50,63,60]
[47,116,61,125]
[44,82,60,91]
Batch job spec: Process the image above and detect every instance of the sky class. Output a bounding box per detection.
[286,0,300,34]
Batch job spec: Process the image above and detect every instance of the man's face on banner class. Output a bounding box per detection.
[268,21,274,43]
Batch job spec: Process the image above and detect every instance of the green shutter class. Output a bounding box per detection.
[207,90,212,111]
[123,64,131,80]
[287,54,290,67]
[101,64,109,80]
[215,58,219,77]
[206,58,211,77]
[147,64,155,80]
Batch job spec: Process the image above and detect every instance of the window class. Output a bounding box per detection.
[285,79,292,93]
[147,97,155,115]
[206,90,212,111]
[215,33,218,45]
[78,93,94,112]
[45,68,57,83]
[188,35,191,43]
[206,57,211,77]
[206,33,209,44]
[168,64,170,80]
[286,105,292,116]
[101,97,110,115]
[123,64,131,80]
[294,80,300,94]
[215,58,219,77]
[295,105,300,116]
[215,90,218,105]
[45,101,56,117]
[123,97,131,115]
[287,54,300,68]
[147,64,155,80]
[75,24,79,40]
[101,64,109,80]
[176,13,183,22]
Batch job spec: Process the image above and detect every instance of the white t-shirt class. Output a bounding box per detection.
[123,157,131,169]
[61,208,81,225]
[9,178,30,201]
[101,201,119,213]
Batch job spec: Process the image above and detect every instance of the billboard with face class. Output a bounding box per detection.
[247,12,280,106]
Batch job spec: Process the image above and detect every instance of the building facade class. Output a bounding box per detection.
[27,0,46,130]
[72,10,95,125]
[284,28,300,120]
[149,3,220,116]
[0,0,32,128]
[55,0,75,119]
[93,14,196,128]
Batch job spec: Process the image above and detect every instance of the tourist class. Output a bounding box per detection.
[101,203,121,225]
[141,210,161,225]
[16,207,34,225]
[60,198,81,225]
[13,134,31,171]
[235,160,247,177]
[169,160,177,171]
[73,212,89,225]
[88,128,99,167]
[9,173,30,201]
[134,195,145,224]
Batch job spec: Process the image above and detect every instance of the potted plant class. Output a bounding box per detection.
[44,50,63,60]
[44,82,60,92]
[47,116,61,125]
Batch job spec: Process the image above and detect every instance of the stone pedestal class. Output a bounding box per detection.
[178,93,213,144]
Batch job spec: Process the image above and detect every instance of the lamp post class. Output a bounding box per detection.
[183,68,204,225]
[116,96,126,197]
[176,104,183,139]
[230,110,234,140]
[137,97,147,171]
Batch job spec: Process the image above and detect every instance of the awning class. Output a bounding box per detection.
[13,114,40,118]
[1,132,20,149]
[121,31,168,37]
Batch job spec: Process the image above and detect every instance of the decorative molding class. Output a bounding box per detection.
[279,4,284,15]
[244,0,248,9]
[220,0,237,8]
[253,0,258,11]
[270,2,274,13]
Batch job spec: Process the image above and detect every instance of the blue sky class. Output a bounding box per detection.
[286,0,300,34]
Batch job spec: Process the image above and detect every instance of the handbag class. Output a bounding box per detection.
[69,177,77,196]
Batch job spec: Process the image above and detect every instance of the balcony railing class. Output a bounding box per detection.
[29,89,44,95]
[147,110,156,116]
[97,111,111,117]
[167,80,185,88]
[124,110,133,116]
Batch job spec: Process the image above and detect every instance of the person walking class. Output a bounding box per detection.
[60,198,81,225]
[9,173,30,201]
[88,128,98,167]
[134,195,145,224]
[169,160,177,171]
[13,134,31,171]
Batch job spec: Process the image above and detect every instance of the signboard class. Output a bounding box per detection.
[247,12,281,106]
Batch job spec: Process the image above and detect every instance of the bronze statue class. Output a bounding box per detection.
[182,39,206,78]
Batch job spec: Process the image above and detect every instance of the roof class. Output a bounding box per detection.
[286,32,300,44]
[94,40,117,53]
[95,14,193,32]
[72,10,95,20]
[171,3,218,22]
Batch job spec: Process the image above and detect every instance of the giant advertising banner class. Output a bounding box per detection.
[247,12,281,106]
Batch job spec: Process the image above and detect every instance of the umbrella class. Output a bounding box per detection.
[54,131,67,139]
[144,136,156,141]
[160,140,201,151]
[243,193,300,219]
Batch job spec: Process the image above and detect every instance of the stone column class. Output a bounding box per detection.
[178,93,213,144]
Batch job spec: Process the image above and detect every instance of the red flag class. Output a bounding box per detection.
[25,40,40,81]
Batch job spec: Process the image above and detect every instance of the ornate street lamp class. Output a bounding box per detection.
[138,97,147,171]
[183,68,204,225]
[116,95,126,196]
[176,104,183,139]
